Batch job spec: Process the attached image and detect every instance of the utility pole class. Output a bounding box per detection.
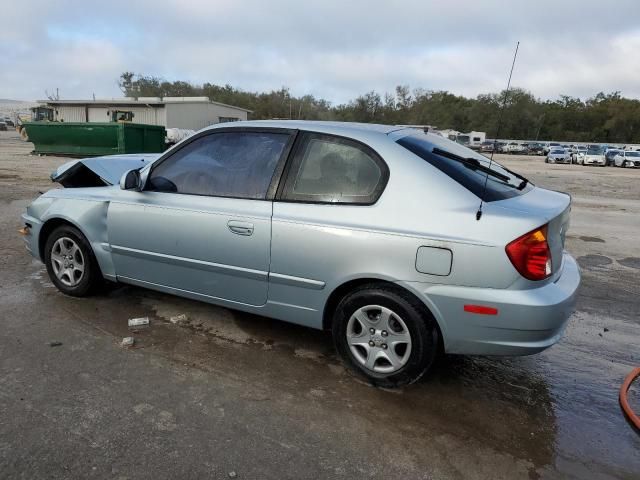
[535,113,545,141]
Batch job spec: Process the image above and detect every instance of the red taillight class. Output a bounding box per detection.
[505,225,552,281]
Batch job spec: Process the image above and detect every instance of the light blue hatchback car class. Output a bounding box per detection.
[21,121,580,386]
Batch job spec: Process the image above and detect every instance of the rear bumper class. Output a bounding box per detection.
[406,253,581,356]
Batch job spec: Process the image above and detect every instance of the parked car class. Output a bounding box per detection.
[20,121,580,387]
[527,143,545,155]
[605,148,623,166]
[613,150,640,168]
[578,145,606,166]
[0,121,7,131]
[546,147,571,164]
[543,142,561,155]
[571,146,587,164]
[479,140,495,153]
[496,141,510,153]
[506,142,527,154]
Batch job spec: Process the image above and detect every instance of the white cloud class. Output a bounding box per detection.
[1,0,639,102]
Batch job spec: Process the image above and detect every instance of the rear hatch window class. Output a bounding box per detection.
[396,132,533,202]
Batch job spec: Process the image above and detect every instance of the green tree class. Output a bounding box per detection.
[118,73,640,142]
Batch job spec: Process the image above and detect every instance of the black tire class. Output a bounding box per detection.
[44,225,103,296]
[332,283,439,388]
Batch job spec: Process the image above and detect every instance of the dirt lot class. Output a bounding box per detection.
[1,130,639,479]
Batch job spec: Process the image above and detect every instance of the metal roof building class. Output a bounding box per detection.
[38,97,251,130]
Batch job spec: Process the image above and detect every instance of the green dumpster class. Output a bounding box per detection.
[23,122,166,156]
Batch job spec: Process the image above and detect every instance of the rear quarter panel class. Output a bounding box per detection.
[269,134,536,328]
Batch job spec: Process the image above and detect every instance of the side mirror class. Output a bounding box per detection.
[120,169,141,191]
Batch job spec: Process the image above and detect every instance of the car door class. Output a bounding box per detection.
[107,128,295,306]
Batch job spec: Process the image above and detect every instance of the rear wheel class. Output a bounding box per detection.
[44,225,102,296]
[332,284,439,387]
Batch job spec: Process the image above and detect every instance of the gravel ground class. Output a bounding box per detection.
[1,130,639,479]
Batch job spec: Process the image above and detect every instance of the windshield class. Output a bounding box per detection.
[587,146,605,155]
[550,149,565,154]
[396,132,532,202]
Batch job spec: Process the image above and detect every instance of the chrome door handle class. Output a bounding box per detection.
[227,221,254,236]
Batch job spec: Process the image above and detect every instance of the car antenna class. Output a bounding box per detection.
[476,41,520,221]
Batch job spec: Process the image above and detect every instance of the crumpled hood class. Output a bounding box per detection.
[51,153,161,187]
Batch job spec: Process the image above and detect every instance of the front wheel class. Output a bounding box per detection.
[332,284,439,388]
[44,225,103,296]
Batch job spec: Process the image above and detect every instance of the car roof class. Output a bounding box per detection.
[202,120,408,137]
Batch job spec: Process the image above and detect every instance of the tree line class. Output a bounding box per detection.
[119,72,640,143]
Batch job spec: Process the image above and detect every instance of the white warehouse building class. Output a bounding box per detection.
[39,97,251,130]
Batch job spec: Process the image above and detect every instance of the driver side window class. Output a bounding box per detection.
[147,131,290,199]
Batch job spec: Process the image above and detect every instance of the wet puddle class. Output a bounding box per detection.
[25,261,640,478]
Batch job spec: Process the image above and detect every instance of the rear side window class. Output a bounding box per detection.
[396,133,532,202]
[147,131,289,199]
[281,133,388,204]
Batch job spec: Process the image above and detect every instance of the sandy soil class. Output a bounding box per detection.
[1,130,639,479]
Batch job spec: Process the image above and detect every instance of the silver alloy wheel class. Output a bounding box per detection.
[346,305,412,374]
[50,236,85,287]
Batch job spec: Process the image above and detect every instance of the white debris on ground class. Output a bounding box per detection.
[169,313,188,324]
[128,317,150,328]
[121,337,135,347]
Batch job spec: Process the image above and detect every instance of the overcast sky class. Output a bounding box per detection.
[2,1,639,104]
